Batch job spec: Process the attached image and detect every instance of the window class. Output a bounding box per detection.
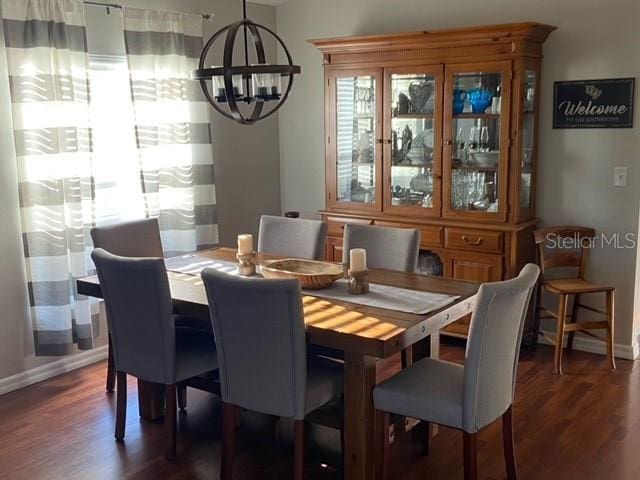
[88,54,145,225]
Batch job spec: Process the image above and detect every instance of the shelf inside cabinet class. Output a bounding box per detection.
[393,113,434,119]
[454,113,501,120]
[452,164,498,172]
[392,163,433,168]
[353,113,375,120]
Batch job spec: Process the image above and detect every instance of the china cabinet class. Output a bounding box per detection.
[310,22,555,341]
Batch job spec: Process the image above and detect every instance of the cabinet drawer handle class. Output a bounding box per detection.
[462,235,483,246]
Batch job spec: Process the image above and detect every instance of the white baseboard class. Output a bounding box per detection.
[0,345,108,396]
[538,329,638,360]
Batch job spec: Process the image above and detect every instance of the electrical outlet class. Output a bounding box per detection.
[614,167,628,187]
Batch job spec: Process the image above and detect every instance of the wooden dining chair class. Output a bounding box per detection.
[92,249,218,460]
[258,214,327,260]
[533,226,615,374]
[342,223,420,272]
[200,268,343,480]
[373,264,540,480]
[91,218,211,399]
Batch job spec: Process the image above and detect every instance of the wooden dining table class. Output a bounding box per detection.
[77,247,479,480]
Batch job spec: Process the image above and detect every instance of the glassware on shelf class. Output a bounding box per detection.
[467,88,493,113]
[456,126,466,163]
[480,126,490,151]
[451,169,498,211]
[453,89,466,114]
[468,126,479,151]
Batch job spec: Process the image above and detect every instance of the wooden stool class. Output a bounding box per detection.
[533,226,615,375]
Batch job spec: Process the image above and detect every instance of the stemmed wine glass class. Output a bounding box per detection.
[468,126,479,150]
[480,126,489,152]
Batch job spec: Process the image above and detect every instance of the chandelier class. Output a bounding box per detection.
[191,0,301,125]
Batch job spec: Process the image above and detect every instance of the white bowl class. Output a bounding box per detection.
[470,151,499,167]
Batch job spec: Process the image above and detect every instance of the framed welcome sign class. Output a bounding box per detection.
[553,78,635,128]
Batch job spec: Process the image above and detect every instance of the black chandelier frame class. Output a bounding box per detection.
[192,14,301,125]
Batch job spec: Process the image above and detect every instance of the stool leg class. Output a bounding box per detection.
[567,294,581,352]
[554,294,568,375]
[606,290,616,371]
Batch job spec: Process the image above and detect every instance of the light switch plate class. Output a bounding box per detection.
[614,167,628,187]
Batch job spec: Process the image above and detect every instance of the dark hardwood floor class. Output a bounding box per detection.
[0,342,638,480]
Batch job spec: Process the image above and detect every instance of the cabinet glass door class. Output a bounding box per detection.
[383,66,442,215]
[327,69,382,211]
[520,70,536,209]
[513,60,540,222]
[443,63,510,220]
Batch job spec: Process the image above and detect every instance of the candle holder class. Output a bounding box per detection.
[347,269,370,295]
[237,252,257,276]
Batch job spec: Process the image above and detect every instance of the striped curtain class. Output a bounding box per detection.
[2,0,98,355]
[123,8,218,256]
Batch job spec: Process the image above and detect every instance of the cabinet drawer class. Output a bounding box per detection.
[374,221,443,248]
[445,228,503,254]
[325,216,373,237]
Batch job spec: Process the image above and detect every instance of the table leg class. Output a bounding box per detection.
[137,379,165,421]
[344,352,377,480]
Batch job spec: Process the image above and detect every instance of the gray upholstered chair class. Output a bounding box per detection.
[200,268,343,480]
[91,248,217,461]
[90,218,164,258]
[342,223,420,272]
[91,218,163,392]
[373,264,540,480]
[91,218,211,394]
[257,214,327,260]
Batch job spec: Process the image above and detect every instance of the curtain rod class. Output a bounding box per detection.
[83,1,214,20]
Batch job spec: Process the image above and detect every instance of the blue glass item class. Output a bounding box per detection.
[452,89,466,114]
[467,88,493,113]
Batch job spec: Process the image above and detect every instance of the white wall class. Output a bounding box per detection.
[0,0,281,381]
[275,0,640,348]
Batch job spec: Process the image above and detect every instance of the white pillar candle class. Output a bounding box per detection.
[349,248,367,272]
[237,234,254,255]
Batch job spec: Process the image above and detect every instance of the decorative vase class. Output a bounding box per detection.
[452,89,466,115]
[408,81,433,113]
[397,93,410,114]
[467,88,493,113]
